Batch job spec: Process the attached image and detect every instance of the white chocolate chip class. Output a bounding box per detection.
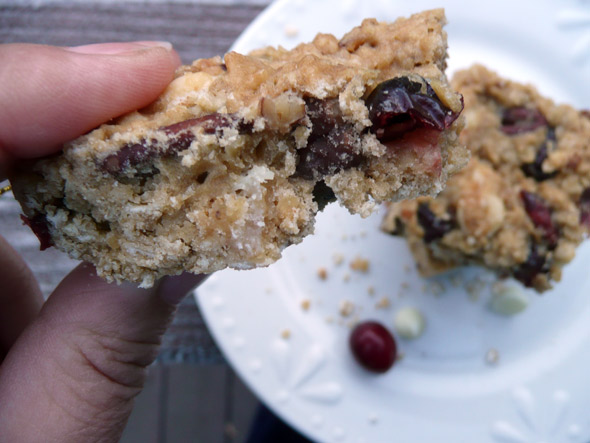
[394,307,426,339]
[489,284,529,316]
[284,24,299,38]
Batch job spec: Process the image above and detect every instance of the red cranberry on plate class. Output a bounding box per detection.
[349,320,397,373]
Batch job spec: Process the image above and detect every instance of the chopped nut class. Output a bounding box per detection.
[317,267,328,280]
[350,256,370,273]
[260,94,306,133]
[339,300,355,317]
[300,299,311,311]
[394,307,426,339]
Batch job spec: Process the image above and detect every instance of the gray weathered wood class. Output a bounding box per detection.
[120,365,163,443]
[165,364,229,442]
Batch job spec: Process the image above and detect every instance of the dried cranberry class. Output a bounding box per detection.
[579,187,590,229]
[513,244,548,287]
[417,202,454,243]
[349,321,397,373]
[21,214,53,250]
[102,139,160,175]
[501,107,547,135]
[520,191,559,248]
[366,76,462,142]
[295,98,363,180]
[101,113,250,176]
[521,128,557,181]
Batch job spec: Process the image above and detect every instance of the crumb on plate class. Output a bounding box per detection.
[339,300,355,317]
[317,267,328,280]
[350,256,370,273]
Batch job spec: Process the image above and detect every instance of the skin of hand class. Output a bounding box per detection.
[0,42,206,442]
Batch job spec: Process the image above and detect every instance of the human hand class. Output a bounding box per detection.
[0,42,205,442]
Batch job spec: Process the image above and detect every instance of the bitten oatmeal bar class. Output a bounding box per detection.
[382,65,590,292]
[12,9,466,287]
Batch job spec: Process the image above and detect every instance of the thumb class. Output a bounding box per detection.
[0,41,181,158]
[0,262,205,442]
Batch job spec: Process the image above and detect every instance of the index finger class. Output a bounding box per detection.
[0,42,181,166]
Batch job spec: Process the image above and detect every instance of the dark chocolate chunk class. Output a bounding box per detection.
[521,128,558,181]
[295,98,363,180]
[417,202,454,243]
[520,190,559,249]
[513,243,548,287]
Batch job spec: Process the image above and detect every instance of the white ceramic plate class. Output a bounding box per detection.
[196,1,590,442]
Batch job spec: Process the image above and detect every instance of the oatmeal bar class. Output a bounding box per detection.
[12,9,466,287]
[382,65,590,292]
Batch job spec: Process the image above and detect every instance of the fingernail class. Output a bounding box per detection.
[66,41,173,55]
[157,273,208,306]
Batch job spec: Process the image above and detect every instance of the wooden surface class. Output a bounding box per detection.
[0,1,269,365]
[119,364,260,443]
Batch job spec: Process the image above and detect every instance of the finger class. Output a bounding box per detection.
[0,235,43,357]
[0,41,181,159]
[0,262,205,442]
